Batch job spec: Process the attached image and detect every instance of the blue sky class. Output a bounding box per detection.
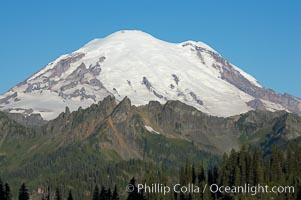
[0,0,300,97]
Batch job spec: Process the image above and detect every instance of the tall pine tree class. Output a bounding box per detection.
[0,179,4,200]
[18,183,29,200]
[127,177,145,200]
[99,186,107,200]
[112,185,119,200]
[67,190,73,200]
[92,185,100,200]
[106,188,112,200]
[54,188,62,200]
[4,183,12,200]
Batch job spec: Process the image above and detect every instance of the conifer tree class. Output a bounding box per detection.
[220,153,230,186]
[234,166,241,187]
[207,168,214,185]
[106,188,112,200]
[185,159,192,183]
[112,185,119,200]
[212,166,219,200]
[270,145,283,182]
[297,184,301,200]
[127,177,145,200]
[253,149,264,184]
[67,190,73,200]
[99,185,106,200]
[192,164,196,184]
[246,151,254,185]
[92,185,100,200]
[197,163,205,184]
[239,145,247,184]
[4,183,12,200]
[0,179,4,200]
[45,186,50,200]
[54,188,62,200]
[127,177,138,200]
[179,167,185,185]
[228,149,237,186]
[213,166,219,184]
[179,192,185,200]
[18,183,29,200]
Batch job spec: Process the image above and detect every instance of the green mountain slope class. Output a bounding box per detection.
[1,96,301,199]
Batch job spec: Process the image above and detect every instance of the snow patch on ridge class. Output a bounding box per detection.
[261,99,289,112]
[145,125,161,135]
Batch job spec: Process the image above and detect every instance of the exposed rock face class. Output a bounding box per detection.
[142,77,153,91]
[189,92,203,105]
[219,57,301,114]
[1,97,301,160]
[194,43,301,115]
[0,52,113,119]
[43,95,117,141]
[111,97,132,122]
[33,53,86,81]
[172,74,180,85]
[140,100,240,153]
[37,96,301,156]
[247,99,266,110]
[1,97,301,200]
[26,53,111,101]
[142,77,166,100]
[236,110,301,141]
[5,112,46,127]
[0,92,17,104]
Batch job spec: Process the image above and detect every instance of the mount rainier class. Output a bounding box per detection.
[1,30,300,120]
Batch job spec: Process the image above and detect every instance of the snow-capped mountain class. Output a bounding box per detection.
[1,30,300,120]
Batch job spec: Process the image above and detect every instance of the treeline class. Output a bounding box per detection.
[0,181,29,200]
[99,143,301,200]
[126,144,301,200]
[0,179,12,200]
[92,185,119,200]
[41,187,74,200]
[0,180,74,200]
[0,181,119,200]
[173,144,301,200]
[2,144,301,199]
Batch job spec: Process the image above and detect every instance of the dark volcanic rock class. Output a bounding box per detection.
[247,99,265,110]
[205,49,301,115]
[142,76,153,91]
[190,43,301,115]
[0,92,17,104]
[111,97,132,123]
[5,112,47,127]
[1,96,301,160]
[221,64,301,115]
[189,91,204,105]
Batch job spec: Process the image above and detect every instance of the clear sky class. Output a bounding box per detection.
[0,0,300,97]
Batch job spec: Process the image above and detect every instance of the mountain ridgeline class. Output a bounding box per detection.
[1,96,301,199]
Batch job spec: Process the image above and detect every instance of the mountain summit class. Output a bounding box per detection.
[1,30,300,120]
